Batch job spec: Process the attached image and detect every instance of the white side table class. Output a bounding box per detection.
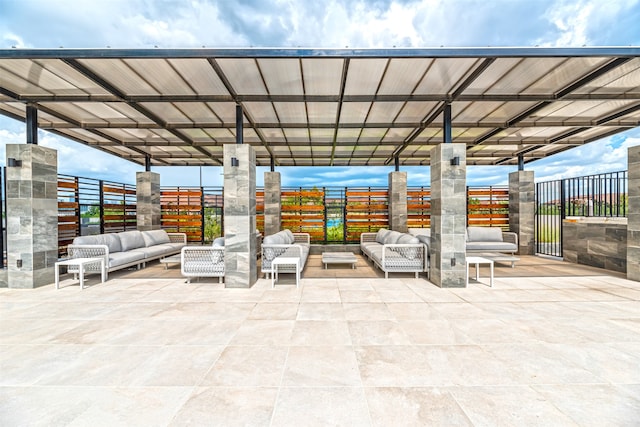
[55,257,105,289]
[466,256,494,287]
[271,257,300,288]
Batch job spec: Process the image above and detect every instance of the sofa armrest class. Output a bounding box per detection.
[262,244,304,271]
[360,232,378,244]
[68,244,109,259]
[67,244,109,275]
[293,233,310,244]
[168,232,187,244]
[181,246,224,275]
[502,232,518,247]
[382,244,424,263]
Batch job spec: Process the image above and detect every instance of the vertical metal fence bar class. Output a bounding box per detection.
[99,180,105,235]
[1,167,4,269]
[199,187,205,244]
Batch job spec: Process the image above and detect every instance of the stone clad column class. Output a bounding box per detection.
[628,145,640,281]
[136,171,161,231]
[264,171,281,236]
[430,144,467,288]
[224,144,257,288]
[388,171,407,232]
[6,144,58,288]
[509,170,535,255]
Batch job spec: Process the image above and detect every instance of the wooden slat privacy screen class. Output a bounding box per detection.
[407,187,431,229]
[281,189,326,242]
[256,190,264,235]
[467,186,509,229]
[160,188,203,243]
[57,179,510,254]
[102,183,137,234]
[345,189,389,242]
[57,176,80,255]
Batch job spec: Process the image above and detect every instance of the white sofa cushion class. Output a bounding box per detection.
[467,226,503,242]
[466,241,517,252]
[108,250,145,268]
[73,233,122,253]
[118,230,146,251]
[383,230,403,244]
[141,230,171,247]
[376,228,391,244]
[282,229,295,244]
[263,232,285,245]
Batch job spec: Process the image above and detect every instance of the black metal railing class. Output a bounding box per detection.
[1,167,5,269]
[535,170,628,257]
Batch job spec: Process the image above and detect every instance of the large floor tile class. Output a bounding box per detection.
[282,346,361,387]
[248,302,299,320]
[201,345,288,386]
[533,384,640,427]
[355,345,456,387]
[398,319,474,345]
[296,302,345,320]
[365,387,473,426]
[228,320,295,345]
[348,320,412,345]
[171,386,278,426]
[271,387,371,427]
[342,303,395,320]
[290,320,352,345]
[0,386,192,427]
[483,343,608,385]
[450,385,578,426]
[386,302,445,320]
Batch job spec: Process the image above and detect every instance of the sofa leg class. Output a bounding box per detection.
[385,272,388,279]
[415,272,418,279]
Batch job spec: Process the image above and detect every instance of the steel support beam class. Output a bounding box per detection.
[26,105,38,144]
[443,103,452,144]
[236,104,243,144]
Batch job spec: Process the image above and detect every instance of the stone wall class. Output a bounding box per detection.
[563,217,627,273]
[628,145,640,281]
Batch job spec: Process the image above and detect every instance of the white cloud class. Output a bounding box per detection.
[1,0,639,188]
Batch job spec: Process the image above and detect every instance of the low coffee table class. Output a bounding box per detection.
[159,254,181,269]
[466,256,494,287]
[471,252,520,268]
[322,252,357,269]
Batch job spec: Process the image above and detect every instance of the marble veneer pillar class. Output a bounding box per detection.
[388,171,408,232]
[509,170,535,255]
[430,144,467,288]
[223,144,257,288]
[6,144,58,288]
[628,145,640,281]
[264,171,281,236]
[136,171,161,231]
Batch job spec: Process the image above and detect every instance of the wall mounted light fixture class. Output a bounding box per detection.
[450,156,460,166]
[7,158,22,167]
[231,157,239,167]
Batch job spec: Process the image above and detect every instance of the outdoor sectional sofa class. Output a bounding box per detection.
[261,230,311,278]
[68,229,187,278]
[360,228,428,278]
[181,236,225,283]
[465,226,518,255]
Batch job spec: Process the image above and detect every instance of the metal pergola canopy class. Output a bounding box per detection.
[1,47,639,167]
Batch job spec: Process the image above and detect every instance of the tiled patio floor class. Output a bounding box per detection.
[1,255,639,426]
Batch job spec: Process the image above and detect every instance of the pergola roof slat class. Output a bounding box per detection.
[0,47,637,167]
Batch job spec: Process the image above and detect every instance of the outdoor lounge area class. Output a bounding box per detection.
[1,256,639,425]
[1,47,640,425]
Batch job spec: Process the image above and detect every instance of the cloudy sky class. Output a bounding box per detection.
[1,0,639,187]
